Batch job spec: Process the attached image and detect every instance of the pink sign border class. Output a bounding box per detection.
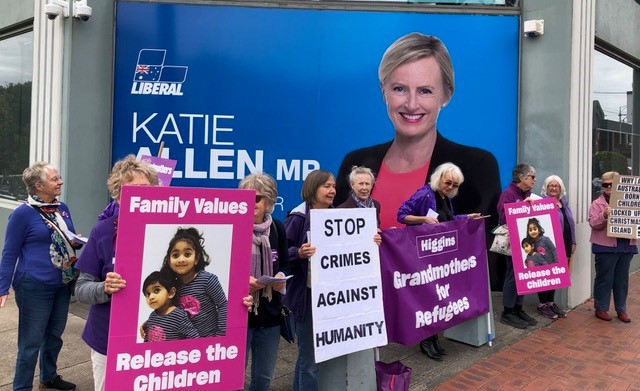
[505,198,571,295]
[105,185,253,390]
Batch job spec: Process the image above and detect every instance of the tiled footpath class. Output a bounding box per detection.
[2,273,640,390]
[435,271,640,391]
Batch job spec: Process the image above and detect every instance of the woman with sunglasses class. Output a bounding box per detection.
[238,173,290,391]
[396,162,480,361]
[398,162,480,226]
[589,171,637,323]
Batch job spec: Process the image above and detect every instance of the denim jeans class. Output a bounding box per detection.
[13,276,71,391]
[246,325,281,391]
[293,301,319,391]
[594,252,633,312]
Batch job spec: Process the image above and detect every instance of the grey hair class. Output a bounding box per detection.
[107,155,159,201]
[601,171,618,182]
[429,162,464,198]
[540,175,566,198]
[238,172,278,213]
[348,166,376,186]
[512,164,535,183]
[22,161,57,195]
[378,32,455,102]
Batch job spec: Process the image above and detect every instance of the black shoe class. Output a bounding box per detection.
[515,310,537,326]
[500,312,528,329]
[419,338,443,361]
[432,335,447,355]
[39,375,76,391]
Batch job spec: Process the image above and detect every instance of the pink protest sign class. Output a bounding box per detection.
[504,198,571,295]
[140,155,178,186]
[106,185,253,390]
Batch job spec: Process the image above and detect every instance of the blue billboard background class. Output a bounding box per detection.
[113,2,519,220]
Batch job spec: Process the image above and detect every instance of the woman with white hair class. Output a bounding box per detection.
[396,162,480,361]
[398,162,480,225]
[538,175,576,319]
[0,161,82,390]
[337,166,381,227]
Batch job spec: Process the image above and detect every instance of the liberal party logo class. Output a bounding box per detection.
[131,49,187,96]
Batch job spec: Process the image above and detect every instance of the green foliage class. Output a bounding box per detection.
[0,81,31,200]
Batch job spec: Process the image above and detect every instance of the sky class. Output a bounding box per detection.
[0,32,33,86]
[593,50,634,123]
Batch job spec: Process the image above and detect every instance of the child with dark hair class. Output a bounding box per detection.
[142,271,199,342]
[521,237,545,268]
[160,227,228,337]
[526,217,558,265]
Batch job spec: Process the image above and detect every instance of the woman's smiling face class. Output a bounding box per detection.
[382,56,449,141]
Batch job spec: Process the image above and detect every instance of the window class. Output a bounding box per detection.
[0,30,33,202]
[592,50,636,199]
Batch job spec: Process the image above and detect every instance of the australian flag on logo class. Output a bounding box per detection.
[133,49,188,83]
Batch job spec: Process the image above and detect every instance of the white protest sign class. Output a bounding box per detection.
[310,208,387,363]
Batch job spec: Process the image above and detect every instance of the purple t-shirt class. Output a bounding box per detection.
[75,214,117,355]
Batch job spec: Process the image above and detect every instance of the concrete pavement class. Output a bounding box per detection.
[2,272,637,390]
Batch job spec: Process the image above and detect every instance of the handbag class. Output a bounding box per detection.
[280,305,296,343]
[375,360,411,391]
[489,224,511,256]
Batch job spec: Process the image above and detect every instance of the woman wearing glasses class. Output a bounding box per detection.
[396,162,480,361]
[537,175,576,319]
[497,164,539,330]
[589,171,637,323]
[398,162,480,226]
[0,162,82,391]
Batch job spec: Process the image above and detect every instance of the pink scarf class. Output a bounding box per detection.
[251,214,273,314]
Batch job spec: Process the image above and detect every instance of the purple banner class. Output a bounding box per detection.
[379,219,489,345]
[140,155,177,186]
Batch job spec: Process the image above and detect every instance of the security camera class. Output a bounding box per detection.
[44,3,63,20]
[523,19,544,37]
[73,1,92,21]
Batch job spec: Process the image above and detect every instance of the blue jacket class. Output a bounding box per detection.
[0,202,77,295]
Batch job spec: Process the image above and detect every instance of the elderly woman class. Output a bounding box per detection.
[285,170,381,390]
[0,162,81,391]
[497,164,538,330]
[239,173,290,391]
[336,166,381,226]
[336,32,500,230]
[589,171,636,323]
[285,169,336,390]
[398,162,481,226]
[74,155,159,390]
[396,162,479,360]
[536,175,575,319]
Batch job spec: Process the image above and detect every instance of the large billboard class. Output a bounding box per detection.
[113,2,519,219]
